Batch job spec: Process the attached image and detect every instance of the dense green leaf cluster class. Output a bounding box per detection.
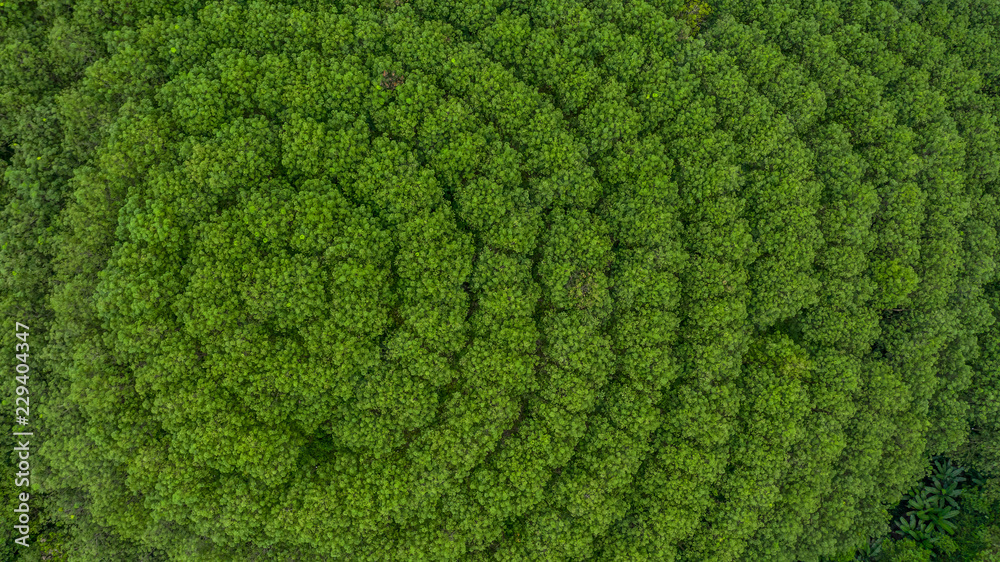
[1,0,999,560]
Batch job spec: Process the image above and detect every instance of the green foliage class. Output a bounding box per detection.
[837,455,1000,562]
[879,538,934,562]
[2,0,999,560]
[677,0,713,38]
[936,471,1000,561]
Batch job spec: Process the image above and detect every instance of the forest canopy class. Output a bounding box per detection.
[1,0,999,560]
